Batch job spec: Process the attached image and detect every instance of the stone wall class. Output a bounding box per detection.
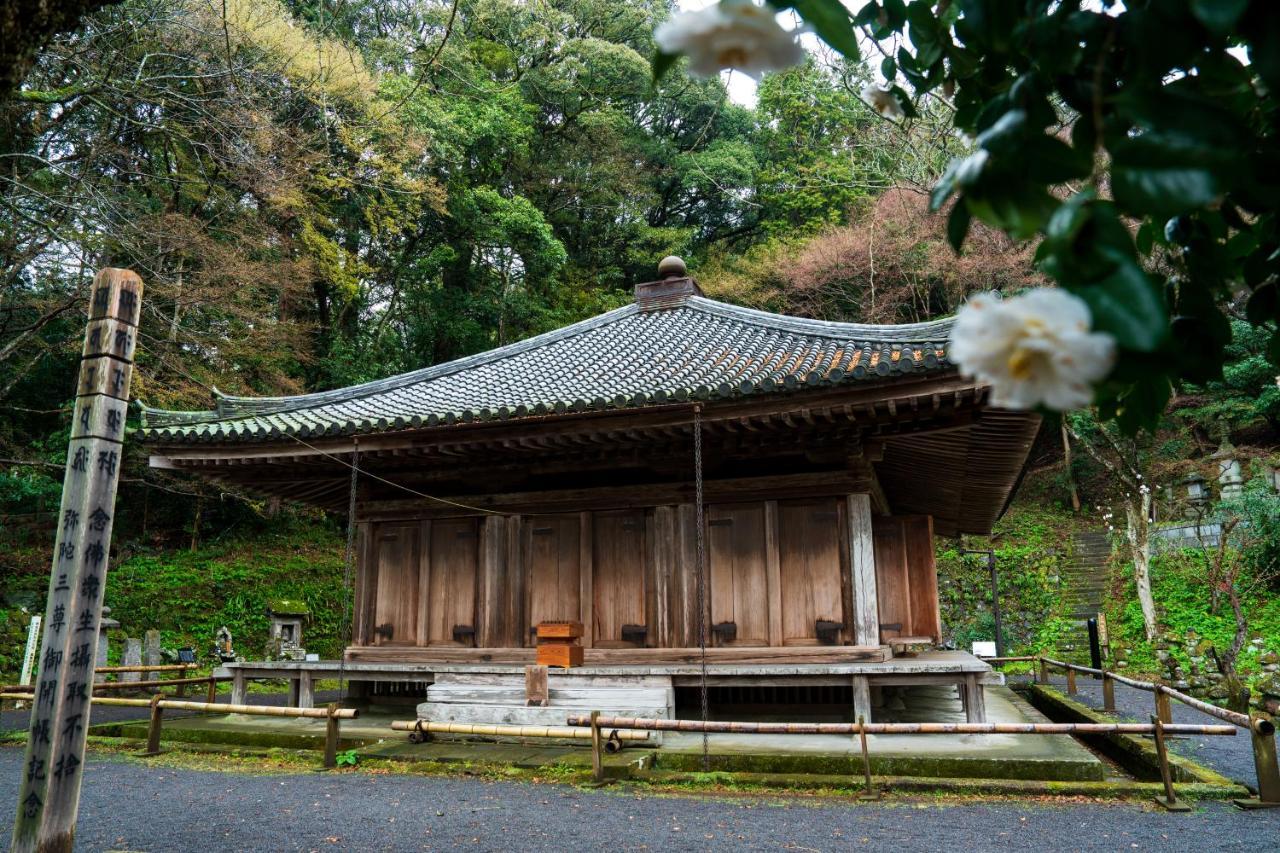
[1112,629,1280,714]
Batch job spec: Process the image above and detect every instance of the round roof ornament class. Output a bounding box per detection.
[658,255,688,278]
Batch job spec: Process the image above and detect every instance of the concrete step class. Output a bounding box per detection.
[427,683,670,707]
[415,701,670,727]
[419,674,675,728]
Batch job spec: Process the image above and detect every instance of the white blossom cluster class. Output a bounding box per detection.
[654,0,804,79]
[948,289,1117,412]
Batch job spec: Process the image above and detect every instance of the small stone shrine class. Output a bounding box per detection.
[266,600,310,660]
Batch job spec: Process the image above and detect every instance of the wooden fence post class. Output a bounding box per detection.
[590,710,604,783]
[323,702,341,769]
[1065,668,1077,696]
[1151,716,1190,811]
[206,676,217,705]
[12,269,143,853]
[1154,686,1173,725]
[1102,671,1116,713]
[1235,717,1280,810]
[1039,658,1050,685]
[142,694,164,756]
[855,715,879,801]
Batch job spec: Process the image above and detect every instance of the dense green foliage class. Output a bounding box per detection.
[730,0,1280,436]
[936,504,1075,655]
[0,518,347,680]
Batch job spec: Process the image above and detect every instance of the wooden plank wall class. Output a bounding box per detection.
[871,514,941,642]
[352,498,938,653]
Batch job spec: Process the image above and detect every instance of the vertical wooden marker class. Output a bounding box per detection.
[11,268,143,853]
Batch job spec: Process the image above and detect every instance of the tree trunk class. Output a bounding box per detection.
[1125,490,1158,641]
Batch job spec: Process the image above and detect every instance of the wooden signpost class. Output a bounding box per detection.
[11,269,142,853]
[18,616,42,690]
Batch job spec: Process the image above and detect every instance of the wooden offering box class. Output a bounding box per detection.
[535,621,584,668]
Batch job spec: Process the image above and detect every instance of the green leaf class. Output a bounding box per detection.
[1110,138,1223,217]
[789,0,860,58]
[946,201,971,252]
[889,84,918,118]
[651,51,679,83]
[1246,282,1278,325]
[1075,259,1170,353]
[1115,374,1172,436]
[1191,0,1248,35]
[881,56,896,80]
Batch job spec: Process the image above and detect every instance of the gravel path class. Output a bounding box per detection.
[1037,674,1260,790]
[1,746,1278,852]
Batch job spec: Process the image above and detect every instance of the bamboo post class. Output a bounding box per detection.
[142,694,164,757]
[1235,716,1280,810]
[1151,716,1190,811]
[1102,671,1116,712]
[1155,685,1173,725]
[12,269,143,853]
[1066,667,1077,696]
[855,715,879,801]
[590,710,604,783]
[323,703,340,769]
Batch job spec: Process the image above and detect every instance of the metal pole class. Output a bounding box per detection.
[1087,618,1102,676]
[12,269,143,853]
[987,551,1004,658]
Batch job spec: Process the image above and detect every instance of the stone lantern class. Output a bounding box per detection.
[266,599,310,660]
[1212,440,1244,500]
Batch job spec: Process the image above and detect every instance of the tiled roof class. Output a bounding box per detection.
[138,295,955,444]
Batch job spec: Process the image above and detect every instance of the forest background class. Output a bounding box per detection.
[1,0,1278,691]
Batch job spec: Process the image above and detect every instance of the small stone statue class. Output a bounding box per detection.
[214,626,237,663]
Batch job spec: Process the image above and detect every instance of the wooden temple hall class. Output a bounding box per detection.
[140,257,1040,725]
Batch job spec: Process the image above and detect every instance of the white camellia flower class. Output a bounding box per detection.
[654,0,805,79]
[948,288,1116,411]
[861,85,905,118]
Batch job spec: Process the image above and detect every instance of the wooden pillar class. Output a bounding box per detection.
[962,675,987,723]
[1102,672,1116,712]
[845,494,879,647]
[13,269,143,853]
[1066,668,1077,695]
[297,671,315,709]
[230,670,246,706]
[851,676,872,724]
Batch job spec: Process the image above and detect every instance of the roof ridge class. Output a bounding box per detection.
[686,296,954,341]
[149,302,643,426]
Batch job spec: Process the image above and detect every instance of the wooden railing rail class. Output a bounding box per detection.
[0,693,358,768]
[1032,655,1278,809]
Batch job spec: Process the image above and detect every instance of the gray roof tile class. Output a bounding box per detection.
[139,296,955,444]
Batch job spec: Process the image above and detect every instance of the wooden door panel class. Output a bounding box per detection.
[593,510,647,647]
[778,500,843,644]
[373,523,419,646]
[425,518,479,645]
[707,503,769,645]
[872,517,910,641]
[526,514,581,643]
[903,515,940,641]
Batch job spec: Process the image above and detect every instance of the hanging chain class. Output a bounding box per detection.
[694,405,709,770]
[339,440,359,699]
